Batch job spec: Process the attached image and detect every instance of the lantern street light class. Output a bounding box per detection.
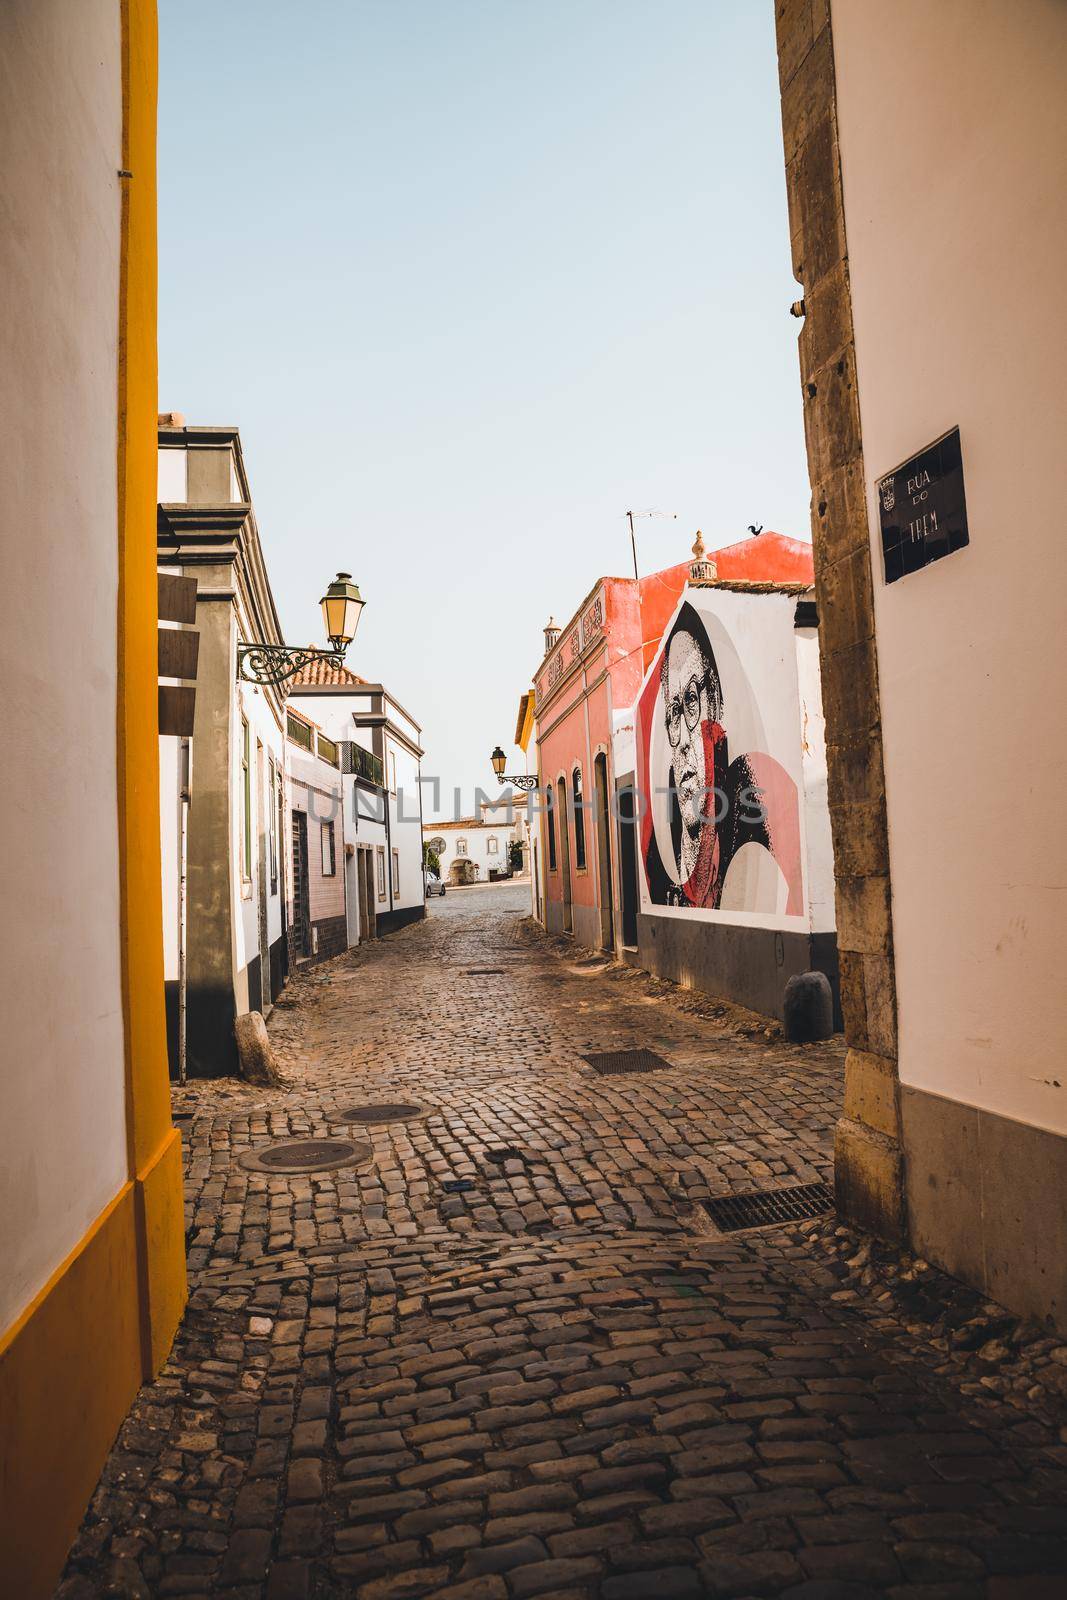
[490,744,539,792]
[237,571,365,688]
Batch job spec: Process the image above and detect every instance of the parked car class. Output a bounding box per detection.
[424,868,446,898]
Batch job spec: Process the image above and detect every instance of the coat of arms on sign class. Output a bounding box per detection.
[878,475,895,513]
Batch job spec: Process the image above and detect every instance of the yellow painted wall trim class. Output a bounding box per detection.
[0,3,183,1594]
[135,1125,187,1374]
[0,1184,143,1599]
[116,0,187,1372]
[0,1183,131,1362]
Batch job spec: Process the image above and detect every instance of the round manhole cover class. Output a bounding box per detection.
[238,1138,372,1174]
[335,1102,427,1125]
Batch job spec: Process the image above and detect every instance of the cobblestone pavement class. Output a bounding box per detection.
[60,884,1067,1599]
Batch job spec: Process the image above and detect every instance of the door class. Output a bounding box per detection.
[594,752,614,951]
[345,848,359,947]
[360,846,376,939]
[556,776,572,933]
[616,777,638,948]
[292,811,311,958]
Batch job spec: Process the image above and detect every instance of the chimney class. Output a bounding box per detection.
[543,616,561,655]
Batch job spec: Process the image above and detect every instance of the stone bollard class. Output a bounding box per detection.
[234,1010,280,1085]
[782,971,834,1043]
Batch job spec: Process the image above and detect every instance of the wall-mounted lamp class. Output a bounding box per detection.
[237,571,364,688]
[490,745,539,792]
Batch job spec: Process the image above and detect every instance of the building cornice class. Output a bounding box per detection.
[157,500,286,656]
[351,713,424,759]
[290,681,423,734]
[157,501,250,554]
[159,423,240,447]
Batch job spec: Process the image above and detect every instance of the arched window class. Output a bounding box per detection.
[572,766,586,869]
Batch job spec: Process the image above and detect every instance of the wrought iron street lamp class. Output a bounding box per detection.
[237,571,365,688]
[490,744,539,792]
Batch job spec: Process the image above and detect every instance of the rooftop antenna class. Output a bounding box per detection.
[625,509,678,580]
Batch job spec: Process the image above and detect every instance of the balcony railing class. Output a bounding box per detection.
[339,740,384,786]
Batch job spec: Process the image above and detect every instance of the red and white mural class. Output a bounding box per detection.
[636,589,806,924]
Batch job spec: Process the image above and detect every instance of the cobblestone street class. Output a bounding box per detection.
[61,886,1067,1599]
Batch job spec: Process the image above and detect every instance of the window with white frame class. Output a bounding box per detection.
[456,838,467,856]
[321,820,336,876]
[487,835,498,854]
[391,848,400,895]
[376,845,387,899]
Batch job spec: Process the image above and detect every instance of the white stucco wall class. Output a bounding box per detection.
[387,736,424,912]
[287,742,346,938]
[430,824,519,882]
[795,627,835,935]
[233,680,287,985]
[158,445,188,502]
[159,733,182,981]
[292,689,426,918]
[832,0,1067,1132]
[286,692,391,936]
[0,0,128,1333]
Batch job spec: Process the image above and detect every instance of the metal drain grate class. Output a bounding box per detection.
[582,1048,672,1075]
[335,1102,426,1124]
[464,967,506,975]
[238,1138,372,1174]
[700,1180,835,1232]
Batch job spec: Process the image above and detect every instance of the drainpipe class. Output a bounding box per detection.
[177,735,191,1085]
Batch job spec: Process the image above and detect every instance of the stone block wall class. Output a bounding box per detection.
[774,0,904,1239]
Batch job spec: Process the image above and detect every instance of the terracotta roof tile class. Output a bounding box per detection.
[287,655,367,688]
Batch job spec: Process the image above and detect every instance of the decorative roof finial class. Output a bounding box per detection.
[543,615,561,655]
[688,530,717,586]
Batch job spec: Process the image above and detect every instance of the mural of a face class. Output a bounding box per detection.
[664,629,710,841]
[638,592,805,919]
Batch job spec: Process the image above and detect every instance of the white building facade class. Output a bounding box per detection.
[777,0,1067,1324]
[157,424,290,1077]
[425,796,527,886]
[289,674,426,936]
[283,707,348,963]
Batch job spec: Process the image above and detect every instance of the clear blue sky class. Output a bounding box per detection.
[159,0,809,817]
